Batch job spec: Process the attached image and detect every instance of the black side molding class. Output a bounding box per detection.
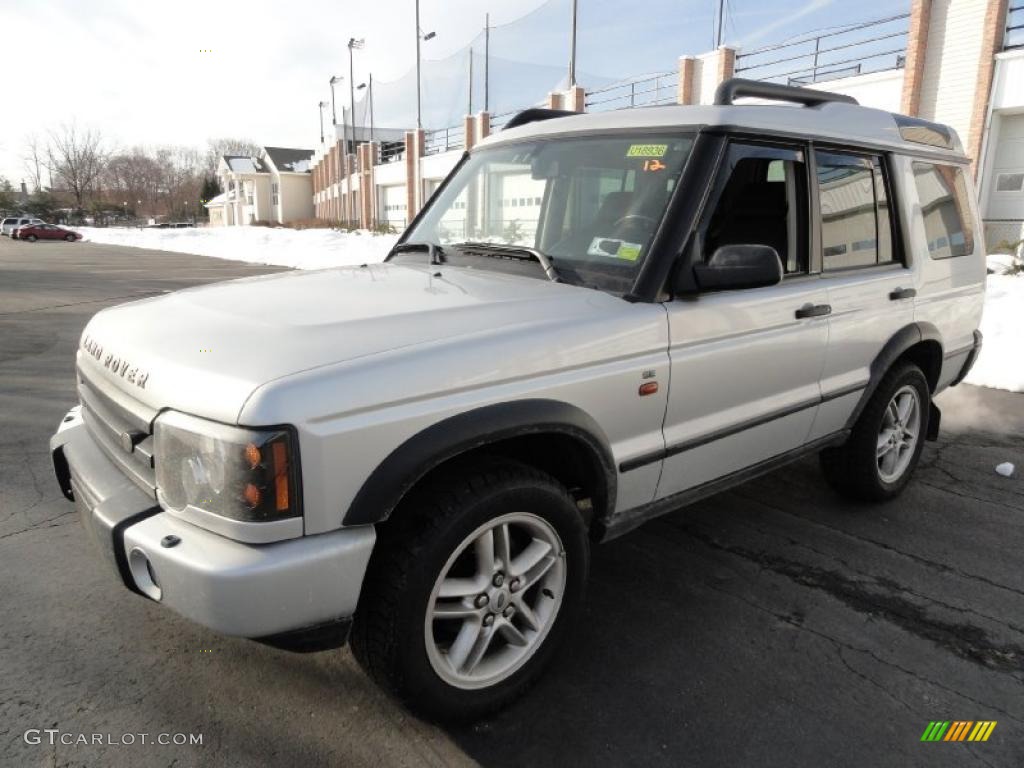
[713,77,858,107]
[950,330,983,387]
[343,399,616,527]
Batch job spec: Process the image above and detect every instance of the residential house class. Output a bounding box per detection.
[207,146,315,226]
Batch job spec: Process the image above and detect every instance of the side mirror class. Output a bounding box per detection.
[692,244,783,291]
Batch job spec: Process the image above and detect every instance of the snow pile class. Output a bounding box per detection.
[78,225,397,270]
[964,274,1024,393]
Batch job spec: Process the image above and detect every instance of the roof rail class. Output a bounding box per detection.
[503,107,578,130]
[713,77,858,107]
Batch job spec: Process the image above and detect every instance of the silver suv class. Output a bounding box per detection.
[50,79,985,721]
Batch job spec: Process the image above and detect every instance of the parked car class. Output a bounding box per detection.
[50,79,985,722]
[1,216,44,236]
[14,223,82,242]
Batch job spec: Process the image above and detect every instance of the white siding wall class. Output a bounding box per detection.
[278,174,314,223]
[809,68,905,113]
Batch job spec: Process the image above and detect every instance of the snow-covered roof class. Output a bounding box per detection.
[263,146,314,174]
[204,192,227,207]
[224,156,265,173]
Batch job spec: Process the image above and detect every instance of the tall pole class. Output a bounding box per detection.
[318,102,325,143]
[468,47,473,114]
[484,13,490,111]
[568,0,578,87]
[416,0,422,128]
[330,79,337,125]
[369,74,375,144]
[715,0,724,47]
[348,40,357,149]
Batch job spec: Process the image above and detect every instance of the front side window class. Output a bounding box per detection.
[403,134,694,293]
[702,143,808,275]
[911,162,975,259]
[816,151,896,270]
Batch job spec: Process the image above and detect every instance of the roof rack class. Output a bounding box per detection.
[503,107,579,130]
[713,77,858,107]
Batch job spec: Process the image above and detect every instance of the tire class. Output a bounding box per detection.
[820,361,930,502]
[65,234,75,241]
[350,458,589,723]
[26,234,37,242]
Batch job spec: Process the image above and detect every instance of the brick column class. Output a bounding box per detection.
[547,91,565,110]
[566,85,586,112]
[366,141,379,226]
[344,152,355,223]
[677,56,696,104]
[967,0,1009,176]
[464,114,476,150]
[478,111,491,140]
[405,129,425,221]
[716,46,736,83]
[901,0,931,116]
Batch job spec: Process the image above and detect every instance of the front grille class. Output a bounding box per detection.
[78,367,158,498]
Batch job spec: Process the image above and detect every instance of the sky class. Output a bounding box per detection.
[0,0,907,186]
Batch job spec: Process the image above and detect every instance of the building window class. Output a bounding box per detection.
[272,182,279,206]
[995,172,1024,193]
[911,162,974,259]
[817,151,896,270]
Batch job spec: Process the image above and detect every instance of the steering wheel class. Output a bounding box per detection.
[612,213,658,229]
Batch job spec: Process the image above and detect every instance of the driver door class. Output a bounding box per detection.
[656,141,830,500]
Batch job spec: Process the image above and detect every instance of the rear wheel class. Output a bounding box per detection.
[820,361,929,501]
[351,459,588,722]
[25,234,37,242]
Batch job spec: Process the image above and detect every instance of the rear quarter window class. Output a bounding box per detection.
[911,162,975,259]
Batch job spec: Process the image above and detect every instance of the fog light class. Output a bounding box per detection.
[128,547,162,601]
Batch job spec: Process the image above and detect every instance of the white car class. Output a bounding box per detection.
[51,79,985,721]
[1,216,44,236]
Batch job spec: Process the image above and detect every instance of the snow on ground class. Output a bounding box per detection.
[77,226,1023,392]
[964,273,1024,393]
[78,225,397,270]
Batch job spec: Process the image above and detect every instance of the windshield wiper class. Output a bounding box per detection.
[451,242,560,283]
[387,241,446,265]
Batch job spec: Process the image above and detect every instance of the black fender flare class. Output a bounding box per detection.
[844,321,942,431]
[342,399,617,526]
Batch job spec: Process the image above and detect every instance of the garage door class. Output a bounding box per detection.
[379,185,407,228]
[987,113,1024,221]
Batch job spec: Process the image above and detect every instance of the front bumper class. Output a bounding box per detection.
[50,407,376,639]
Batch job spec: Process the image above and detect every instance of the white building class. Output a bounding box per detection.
[207,146,315,226]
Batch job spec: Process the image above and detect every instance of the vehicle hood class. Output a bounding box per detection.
[76,262,623,423]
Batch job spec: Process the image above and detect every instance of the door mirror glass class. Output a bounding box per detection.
[693,244,783,291]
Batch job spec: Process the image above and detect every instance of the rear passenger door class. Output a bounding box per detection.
[808,149,915,441]
[656,141,830,501]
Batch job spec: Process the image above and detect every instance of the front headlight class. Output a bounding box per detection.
[154,411,300,523]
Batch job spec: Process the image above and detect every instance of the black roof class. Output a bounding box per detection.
[263,146,314,173]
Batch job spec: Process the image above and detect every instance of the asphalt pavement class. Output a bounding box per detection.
[1,235,1022,768]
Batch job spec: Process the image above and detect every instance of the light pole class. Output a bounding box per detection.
[329,75,343,126]
[415,0,436,129]
[348,39,364,145]
[568,0,578,87]
[484,13,490,112]
[318,101,328,144]
[356,80,372,145]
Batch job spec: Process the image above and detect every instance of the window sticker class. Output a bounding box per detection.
[587,237,643,261]
[626,144,668,158]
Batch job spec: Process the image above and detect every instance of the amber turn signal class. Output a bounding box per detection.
[638,382,659,396]
[243,483,261,508]
[244,442,261,468]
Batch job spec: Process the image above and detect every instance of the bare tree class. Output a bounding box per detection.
[45,124,109,208]
[22,134,46,192]
[206,137,261,173]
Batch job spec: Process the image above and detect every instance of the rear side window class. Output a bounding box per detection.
[816,151,896,270]
[911,162,975,258]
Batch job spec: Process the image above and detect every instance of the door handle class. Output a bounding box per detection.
[795,303,832,319]
[889,287,917,300]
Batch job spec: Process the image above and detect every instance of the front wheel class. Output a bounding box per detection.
[25,234,37,242]
[820,361,930,501]
[65,234,76,241]
[351,459,589,722]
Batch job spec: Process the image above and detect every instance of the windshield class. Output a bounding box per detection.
[404,133,694,293]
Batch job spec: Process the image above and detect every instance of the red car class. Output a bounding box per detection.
[14,224,82,242]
